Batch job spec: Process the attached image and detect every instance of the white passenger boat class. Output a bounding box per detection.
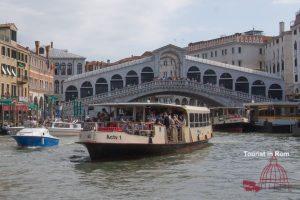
[48,120,82,137]
[78,102,213,161]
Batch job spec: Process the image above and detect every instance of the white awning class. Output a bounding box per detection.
[1,65,7,75]
[11,68,16,77]
[6,67,11,76]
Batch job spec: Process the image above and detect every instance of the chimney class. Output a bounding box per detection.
[279,21,285,35]
[45,45,50,59]
[50,41,53,48]
[35,41,40,55]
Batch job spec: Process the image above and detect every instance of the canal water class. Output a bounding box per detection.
[0,133,299,200]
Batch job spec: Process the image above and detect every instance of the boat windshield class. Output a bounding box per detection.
[53,123,71,128]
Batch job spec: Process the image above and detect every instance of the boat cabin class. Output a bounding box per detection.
[245,102,300,124]
[82,102,212,144]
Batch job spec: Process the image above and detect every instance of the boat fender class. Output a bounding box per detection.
[41,133,45,145]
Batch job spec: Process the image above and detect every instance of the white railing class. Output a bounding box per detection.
[186,55,282,79]
[63,80,273,110]
[65,56,153,83]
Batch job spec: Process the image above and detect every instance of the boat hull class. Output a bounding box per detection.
[213,122,253,133]
[254,123,300,134]
[12,136,59,147]
[78,140,209,161]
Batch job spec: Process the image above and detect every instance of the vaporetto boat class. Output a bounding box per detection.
[78,102,213,161]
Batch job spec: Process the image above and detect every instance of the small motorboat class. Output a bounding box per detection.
[11,128,59,147]
[48,120,82,137]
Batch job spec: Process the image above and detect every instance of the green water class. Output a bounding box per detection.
[0,132,299,200]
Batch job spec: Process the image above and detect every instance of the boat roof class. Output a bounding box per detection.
[244,102,300,107]
[210,106,244,109]
[90,102,210,113]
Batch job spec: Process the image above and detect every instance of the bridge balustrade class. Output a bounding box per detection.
[63,80,273,111]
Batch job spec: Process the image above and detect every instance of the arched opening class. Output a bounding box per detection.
[203,69,217,85]
[95,78,108,94]
[65,85,78,101]
[219,73,233,89]
[189,98,195,106]
[182,98,188,105]
[268,84,283,100]
[187,66,201,82]
[67,63,72,75]
[77,63,83,74]
[61,63,66,75]
[34,96,38,107]
[39,97,43,109]
[80,81,93,98]
[61,80,64,94]
[110,74,123,90]
[141,67,154,83]
[54,80,59,94]
[235,76,249,93]
[55,63,59,75]
[251,80,266,96]
[126,70,138,86]
[175,99,180,105]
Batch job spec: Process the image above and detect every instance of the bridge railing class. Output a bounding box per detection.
[64,80,273,109]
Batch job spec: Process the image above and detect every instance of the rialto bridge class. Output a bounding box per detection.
[63,44,284,115]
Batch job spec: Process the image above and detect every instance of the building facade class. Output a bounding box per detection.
[28,42,54,120]
[0,23,30,125]
[187,30,270,71]
[291,11,300,99]
[264,22,293,96]
[38,42,86,102]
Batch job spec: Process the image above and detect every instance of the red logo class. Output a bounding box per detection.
[243,153,290,192]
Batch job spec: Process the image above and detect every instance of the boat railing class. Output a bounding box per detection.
[82,121,155,136]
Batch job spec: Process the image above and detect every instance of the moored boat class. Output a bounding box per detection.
[245,102,300,134]
[11,128,59,147]
[78,102,213,161]
[48,120,82,137]
[211,107,251,132]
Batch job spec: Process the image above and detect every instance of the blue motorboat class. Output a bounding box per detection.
[12,128,59,147]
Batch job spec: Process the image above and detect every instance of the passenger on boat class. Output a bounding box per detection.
[170,114,178,143]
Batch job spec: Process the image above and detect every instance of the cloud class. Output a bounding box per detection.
[272,0,300,4]
[0,0,195,61]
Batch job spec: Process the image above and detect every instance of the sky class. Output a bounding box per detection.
[0,0,299,61]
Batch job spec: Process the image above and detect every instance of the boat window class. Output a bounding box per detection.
[195,113,199,127]
[189,113,194,127]
[199,114,203,127]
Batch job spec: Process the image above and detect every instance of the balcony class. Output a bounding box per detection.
[17,75,28,84]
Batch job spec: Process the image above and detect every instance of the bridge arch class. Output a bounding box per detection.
[203,69,217,85]
[219,73,233,89]
[65,85,78,101]
[251,80,266,97]
[111,74,123,91]
[235,76,249,93]
[141,67,154,83]
[80,81,93,98]
[187,66,201,82]
[268,84,283,100]
[126,70,139,86]
[182,98,188,105]
[95,78,108,94]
